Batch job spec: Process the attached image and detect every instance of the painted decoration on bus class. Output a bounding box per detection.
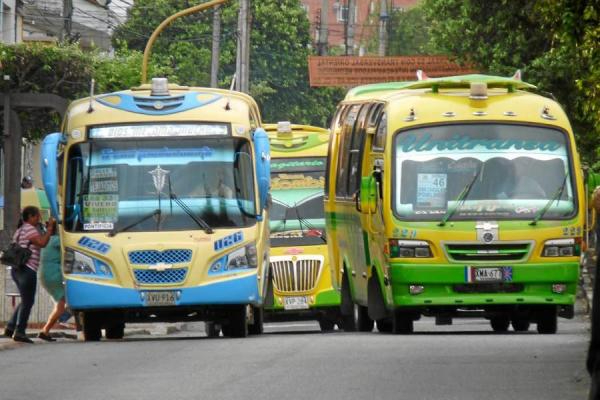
[394,124,575,221]
[214,231,244,251]
[89,124,228,139]
[270,157,326,246]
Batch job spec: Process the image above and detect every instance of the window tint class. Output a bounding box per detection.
[372,112,387,151]
[347,105,370,196]
[335,105,361,198]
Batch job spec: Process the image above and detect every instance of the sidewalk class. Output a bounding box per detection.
[0,322,188,351]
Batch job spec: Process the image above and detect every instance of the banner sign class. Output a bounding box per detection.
[308,55,476,87]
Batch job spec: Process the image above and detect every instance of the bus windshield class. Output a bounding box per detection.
[393,124,576,221]
[64,127,256,233]
[270,157,326,246]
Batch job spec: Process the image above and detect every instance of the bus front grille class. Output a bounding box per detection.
[134,268,188,285]
[270,256,324,293]
[128,249,192,265]
[445,242,531,262]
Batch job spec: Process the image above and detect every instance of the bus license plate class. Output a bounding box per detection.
[144,291,177,306]
[283,296,309,310]
[467,266,512,282]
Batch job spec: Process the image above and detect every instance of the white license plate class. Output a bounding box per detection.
[144,291,177,306]
[467,266,512,282]
[283,296,309,310]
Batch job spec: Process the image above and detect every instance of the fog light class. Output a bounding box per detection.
[552,283,567,294]
[409,285,425,295]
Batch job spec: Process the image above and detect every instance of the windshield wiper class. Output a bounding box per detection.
[295,208,326,243]
[530,173,569,226]
[108,209,161,237]
[438,165,483,227]
[167,177,213,234]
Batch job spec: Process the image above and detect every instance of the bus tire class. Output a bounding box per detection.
[511,318,530,332]
[490,316,510,332]
[367,274,387,321]
[205,322,221,337]
[82,312,102,342]
[376,319,392,333]
[340,270,356,332]
[392,310,413,334]
[226,306,249,338]
[319,318,335,332]
[355,304,374,332]
[248,306,264,335]
[537,307,558,334]
[105,321,125,340]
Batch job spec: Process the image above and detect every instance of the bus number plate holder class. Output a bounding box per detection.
[144,291,177,306]
[466,266,512,283]
[283,296,309,310]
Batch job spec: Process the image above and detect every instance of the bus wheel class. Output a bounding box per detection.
[537,307,558,334]
[340,271,356,331]
[511,318,530,332]
[226,306,249,338]
[392,311,413,334]
[319,318,335,332]
[490,316,510,332]
[82,312,102,342]
[248,306,264,335]
[376,319,392,333]
[355,305,374,332]
[105,321,125,340]
[205,322,221,338]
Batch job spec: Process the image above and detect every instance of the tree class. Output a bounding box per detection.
[387,6,434,56]
[112,0,343,127]
[421,0,600,164]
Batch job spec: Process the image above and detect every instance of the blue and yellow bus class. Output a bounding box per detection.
[41,77,270,340]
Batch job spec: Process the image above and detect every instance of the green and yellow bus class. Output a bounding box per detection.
[264,122,342,331]
[325,73,583,334]
[41,77,271,340]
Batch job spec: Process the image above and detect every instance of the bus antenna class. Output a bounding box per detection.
[87,78,95,113]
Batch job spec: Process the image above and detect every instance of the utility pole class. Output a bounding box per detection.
[210,5,222,88]
[62,0,73,41]
[378,0,388,56]
[235,0,251,93]
[346,0,355,56]
[317,0,329,56]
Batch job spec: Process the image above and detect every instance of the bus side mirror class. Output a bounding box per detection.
[359,176,377,214]
[41,132,63,221]
[253,127,271,218]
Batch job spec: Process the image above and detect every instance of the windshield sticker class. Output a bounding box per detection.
[99,147,214,162]
[83,222,114,231]
[90,167,117,179]
[90,124,228,138]
[416,173,447,209]
[271,173,324,190]
[148,165,170,194]
[271,159,326,172]
[90,179,118,193]
[83,194,119,223]
[398,133,562,153]
[214,231,244,251]
[78,236,111,254]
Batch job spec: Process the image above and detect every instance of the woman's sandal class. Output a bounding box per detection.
[37,332,56,342]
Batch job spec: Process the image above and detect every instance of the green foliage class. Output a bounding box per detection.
[388,7,435,55]
[421,0,600,164]
[112,0,343,126]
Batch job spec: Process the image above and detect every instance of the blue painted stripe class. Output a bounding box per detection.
[66,274,260,309]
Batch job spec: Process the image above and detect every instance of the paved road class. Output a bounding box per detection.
[0,317,590,400]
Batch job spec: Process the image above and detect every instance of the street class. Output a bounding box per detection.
[0,317,590,400]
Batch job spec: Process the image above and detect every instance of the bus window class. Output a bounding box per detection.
[372,111,387,152]
[347,105,370,196]
[335,104,361,199]
[325,106,348,199]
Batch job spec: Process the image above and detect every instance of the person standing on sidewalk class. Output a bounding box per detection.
[3,206,55,343]
[37,231,65,342]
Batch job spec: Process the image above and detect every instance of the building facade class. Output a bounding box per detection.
[301,0,418,54]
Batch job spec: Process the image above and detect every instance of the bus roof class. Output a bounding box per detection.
[344,74,537,100]
[264,123,330,157]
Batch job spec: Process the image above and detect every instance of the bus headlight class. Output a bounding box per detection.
[209,244,258,275]
[388,240,432,258]
[63,248,113,278]
[542,238,580,257]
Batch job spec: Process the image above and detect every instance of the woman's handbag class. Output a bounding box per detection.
[0,229,32,269]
